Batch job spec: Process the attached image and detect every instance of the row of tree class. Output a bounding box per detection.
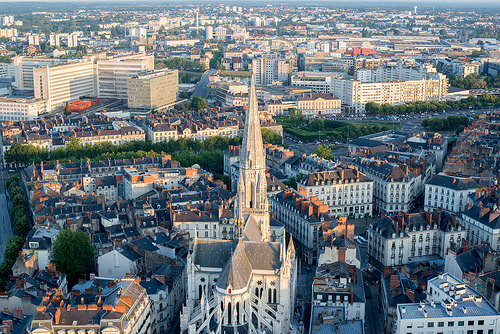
[0,175,32,290]
[421,115,470,132]
[365,94,500,115]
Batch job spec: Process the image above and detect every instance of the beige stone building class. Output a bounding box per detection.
[127,69,179,110]
[297,92,341,118]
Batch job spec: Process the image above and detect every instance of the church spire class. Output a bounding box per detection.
[240,75,266,172]
[235,75,270,241]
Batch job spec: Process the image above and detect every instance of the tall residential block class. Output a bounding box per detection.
[252,56,292,86]
[127,69,178,110]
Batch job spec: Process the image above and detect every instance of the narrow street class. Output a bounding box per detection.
[0,166,13,263]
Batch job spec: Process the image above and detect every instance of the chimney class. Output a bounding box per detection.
[338,247,346,263]
[390,274,400,290]
[384,266,393,278]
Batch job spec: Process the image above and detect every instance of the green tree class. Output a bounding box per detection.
[11,194,25,207]
[316,144,333,160]
[64,102,71,116]
[0,55,13,63]
[13,216,31,237]
[51,229,94,287]
[261,128,283,145]
[190,96,207,111]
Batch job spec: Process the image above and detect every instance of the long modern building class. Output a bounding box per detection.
[33,60,96,111]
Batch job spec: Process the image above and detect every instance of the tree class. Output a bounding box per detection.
[0,55,12,63]
[11,194,25,207]
[51,229,94,287]
[261,128,283,145]
[316,144,333,160]
[13,216,31,237]
[64,102,71,116]
[190,96,207,111]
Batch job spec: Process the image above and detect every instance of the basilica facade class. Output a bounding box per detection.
[180,78,298,334]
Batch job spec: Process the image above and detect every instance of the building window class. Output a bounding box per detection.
[438,322,444,327]
[458,321,464,326]
[428,322,434,327]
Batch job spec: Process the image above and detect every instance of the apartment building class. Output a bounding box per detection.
[333,77,448,113]
[33,60,96,111]
[29,278,154,334]
[127,69,179,110]
[252,56,292,86]
[270,188,331,264]
[353,158,422,215]
[395,273,500,334]
[368,211,465,267]
[0,97,47,121]
[297,167,373,218]
[461,203,500,252]
[96,53,154,100]
[424,173,491,213]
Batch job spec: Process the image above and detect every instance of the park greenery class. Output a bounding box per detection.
[0,174,32,291]
[365,94,500,115]
[51,229,94,287]
[421,115,470,133]
[276,112,393,141]
[448,73,500,90]
[0,55,12,63]
[154,57,204,71]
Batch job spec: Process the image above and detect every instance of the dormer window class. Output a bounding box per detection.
[29,242,39,249]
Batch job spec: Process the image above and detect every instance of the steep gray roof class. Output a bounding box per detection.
[217,242,252,290]
[193,239,234,268]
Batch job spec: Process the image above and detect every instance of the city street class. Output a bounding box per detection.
[0,166,13,264]
[192,68,217,99]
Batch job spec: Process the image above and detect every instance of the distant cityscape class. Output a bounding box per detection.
[0,2,499,334]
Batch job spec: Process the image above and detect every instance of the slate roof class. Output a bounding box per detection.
[426,173,491,191]
[462,205,500,230]
[217,242,253,290]
[455,244,494,274]
[193,239,235,268]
